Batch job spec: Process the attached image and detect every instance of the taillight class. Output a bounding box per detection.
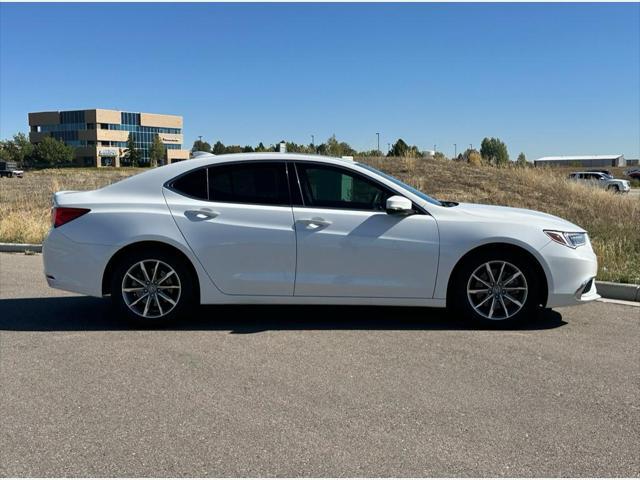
[52,207,90,228]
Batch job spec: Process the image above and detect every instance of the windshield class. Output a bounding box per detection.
[357,163,443,206]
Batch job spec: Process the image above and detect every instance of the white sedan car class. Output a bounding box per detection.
[43,153,599,325]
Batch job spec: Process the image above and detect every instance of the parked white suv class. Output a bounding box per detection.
[568,172,630,193]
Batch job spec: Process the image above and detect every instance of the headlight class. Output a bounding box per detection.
[544,230,588,248]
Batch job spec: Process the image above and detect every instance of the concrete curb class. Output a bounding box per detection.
[595,281,640,302]
[0,243,638,302]
[0,243,42,253]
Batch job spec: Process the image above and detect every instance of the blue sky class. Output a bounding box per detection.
[1,2,639,159]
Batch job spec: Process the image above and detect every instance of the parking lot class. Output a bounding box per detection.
[0,252,638,476]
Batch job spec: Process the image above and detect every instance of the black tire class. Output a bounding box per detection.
[110,247,196,326]
[608,184,620,193]
[449,249,541,327]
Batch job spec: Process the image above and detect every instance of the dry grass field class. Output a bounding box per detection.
[1,160,638,284]
[0,168,144,248]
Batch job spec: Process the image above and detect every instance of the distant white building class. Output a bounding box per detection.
[534,154,625,168]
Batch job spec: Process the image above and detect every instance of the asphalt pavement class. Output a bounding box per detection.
[0,252,638,476]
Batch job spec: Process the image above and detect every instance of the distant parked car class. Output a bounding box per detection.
[624,168,640,180]
[0,160,24,178]
[568,171,630,193]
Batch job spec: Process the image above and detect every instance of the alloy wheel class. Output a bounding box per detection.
[121,259,181,319]
[466,260,528,321]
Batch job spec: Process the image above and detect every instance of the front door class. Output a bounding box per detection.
[292,162,439,298]
[164,161,296,296]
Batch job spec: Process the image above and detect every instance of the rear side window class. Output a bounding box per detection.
[171,168,207,200]
[208,162,289,206]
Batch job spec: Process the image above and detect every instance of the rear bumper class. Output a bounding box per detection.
[541,240,600,308]
[43,228,111,297]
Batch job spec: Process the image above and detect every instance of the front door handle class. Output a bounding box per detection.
[298,217,332,229]
[186,208,219,220]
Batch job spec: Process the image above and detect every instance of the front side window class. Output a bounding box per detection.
[296,163,391,211]
[208,162,289,206]
[357,163,442,206]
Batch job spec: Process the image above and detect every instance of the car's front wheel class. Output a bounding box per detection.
[111,248,196,325]
[450,250,541,326]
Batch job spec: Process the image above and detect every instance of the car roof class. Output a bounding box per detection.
[100,153,358,195]
[97,152,445,210]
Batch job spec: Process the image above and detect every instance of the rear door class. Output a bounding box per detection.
[291,162,440,298]
[163,161,296,296]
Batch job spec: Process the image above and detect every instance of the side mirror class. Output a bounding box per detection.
[386,195,413,215]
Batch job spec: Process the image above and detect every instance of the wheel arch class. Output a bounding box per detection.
[446,242,549,308]
[102,240,200,302]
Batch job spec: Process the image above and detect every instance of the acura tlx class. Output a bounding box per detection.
[43,153,599,325]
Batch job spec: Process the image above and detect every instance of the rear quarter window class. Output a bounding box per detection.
[170,168,208,200]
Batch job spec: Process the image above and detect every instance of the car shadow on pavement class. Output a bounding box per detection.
[0,295,567,332]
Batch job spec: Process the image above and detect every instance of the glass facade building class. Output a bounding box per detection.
[28,109,189,167]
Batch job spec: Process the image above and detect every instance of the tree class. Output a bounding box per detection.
[388,139,409,157]
[149,134,165,167]
[516,152,528,167]
[242,145,254,153]
[480,137,509,166]
[283,141,306,153]
[31,136,74,166]
[255,142,267,152]
[320,135,354,157]
[388,139,422,158]
[0,133,34,168]
[192,139,211,153]
[224,145,243,154]
[212,141,226,155]
[123,133,142,167]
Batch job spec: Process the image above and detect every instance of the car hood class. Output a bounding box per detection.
[453,202,584,231]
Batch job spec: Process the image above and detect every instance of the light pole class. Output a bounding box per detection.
[311,134,314,146]
[469,143,473,150]
[387,143,391,154]
[376,132,380,155]
[454,143,457,158]
[434,144,437,154]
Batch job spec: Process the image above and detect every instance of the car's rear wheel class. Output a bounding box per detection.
[607,184,620,193]
[111,248,196,326]
[450,250,541,326]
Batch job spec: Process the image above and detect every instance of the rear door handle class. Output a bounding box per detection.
[186,208,219,220]
[298,217,332,229]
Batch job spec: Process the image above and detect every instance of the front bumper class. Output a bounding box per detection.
[540,239,600,307]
